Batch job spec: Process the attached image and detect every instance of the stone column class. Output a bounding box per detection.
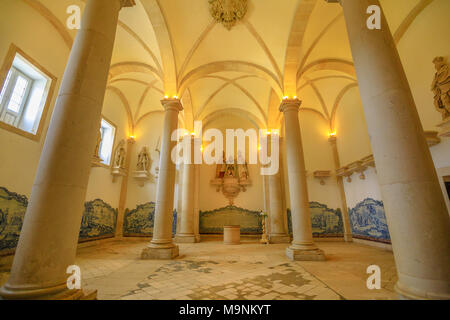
[333,0,450,299]
[175,136,200,243]
[328,136,352,242]
[0,0,135,300]
[267,135,290,243]
[280,99,325,261]
[141,99,182,259]
[115,137,135,238]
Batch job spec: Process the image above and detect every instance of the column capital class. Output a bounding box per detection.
[324,0,341,5]
[161,98,183,112]
[328,136,337,145]
[279,98,302,113]
[120,0,136,8]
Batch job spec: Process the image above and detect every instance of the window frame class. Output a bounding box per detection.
[0,44,57,141]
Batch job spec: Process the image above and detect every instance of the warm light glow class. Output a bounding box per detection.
[164,95,169,99]
[191,132,196,136]
[329,131,337,137]
[258,145,262,151]
[283,96,288,100]
[173,95,178,99]
[293,96,297,99]
[201,146,204,152]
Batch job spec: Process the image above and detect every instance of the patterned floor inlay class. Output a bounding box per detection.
[121,260,343,300]
[1,239,398,300]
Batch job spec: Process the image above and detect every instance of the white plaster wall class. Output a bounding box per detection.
[0,0,69,197]
[124,112,166,210]
[343,168,382,209]
[0,0,130,210]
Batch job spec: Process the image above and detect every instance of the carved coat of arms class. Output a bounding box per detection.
[209,0,248,30]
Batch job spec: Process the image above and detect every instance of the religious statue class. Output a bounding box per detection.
[431,56,450,119]
[113,140,126,169]
[237,151,249,182]
[137,146,151,172]
[211,152,252,205]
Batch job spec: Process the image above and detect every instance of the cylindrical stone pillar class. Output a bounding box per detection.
[280,99,325,261]
[141,99,182,260]
[0,0,135,300]
[337,0,450,299]
[266,135,290,243]
[328,136,352,242]
[175,136,199,243]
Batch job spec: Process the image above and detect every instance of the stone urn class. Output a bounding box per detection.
[222,176,240,205]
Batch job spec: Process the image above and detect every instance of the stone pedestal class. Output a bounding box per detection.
[141,99,182,260]
[0,0,135,300]
[223,226,240,245]
[280,99,325,261]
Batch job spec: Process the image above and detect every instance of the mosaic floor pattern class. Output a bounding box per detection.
[122,260,343,300]
[0,239,398,300]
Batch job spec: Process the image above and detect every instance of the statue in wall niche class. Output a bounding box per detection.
[137,146,151,172]
[113,140,126,169]
[431,56,450,119]
[225,157,237,178]
[237,151,249,182]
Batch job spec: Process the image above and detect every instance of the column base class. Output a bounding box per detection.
[395,280,450,300]
[269,234,291,244]
[344,233,353,242]
[174,234,201,243]
[141,243,179,260]
[0,283,97,300]
[286,245,326,261]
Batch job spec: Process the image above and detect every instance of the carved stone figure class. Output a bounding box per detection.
[93,128,102,159]
[137,146,151,172]
[431,56,450,119]
[113,140,126,169]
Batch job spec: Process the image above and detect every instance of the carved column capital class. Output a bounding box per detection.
[120,0,136,8]
[161,98,183,112]
[279,98,302,113]
[324,0,341,5]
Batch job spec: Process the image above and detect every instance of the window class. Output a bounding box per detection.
[97,118,116,166]
[0,44,56,140]
[444,176,450,201]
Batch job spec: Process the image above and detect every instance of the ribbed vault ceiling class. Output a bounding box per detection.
[27,0,431,133]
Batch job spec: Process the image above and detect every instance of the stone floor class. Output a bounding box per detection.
[71,239,398,300]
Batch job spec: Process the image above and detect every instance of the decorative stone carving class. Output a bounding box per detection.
[431,56,450,120]
[133,146,151,187]
[111,140,127,182]
[337,156,375,183]
[313,171,331,185]
[259,211,269,245]
[211,152,252,205]
[92,126,103,167]
[209,0,248,30]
